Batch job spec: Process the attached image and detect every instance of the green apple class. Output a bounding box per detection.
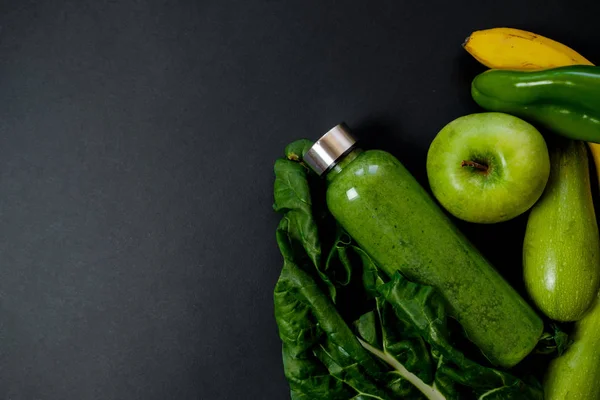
[427,112,550,224]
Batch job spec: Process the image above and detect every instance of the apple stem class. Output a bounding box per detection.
[461,160,489,173]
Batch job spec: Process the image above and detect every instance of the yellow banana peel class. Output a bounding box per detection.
[463,27,592,70]
[463,27,600,186]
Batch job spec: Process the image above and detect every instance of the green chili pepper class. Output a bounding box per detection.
[471,65,600,143]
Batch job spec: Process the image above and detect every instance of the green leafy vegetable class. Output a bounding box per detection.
[535,324,573,356]
[284,139,314,163]
[273,140,545,400]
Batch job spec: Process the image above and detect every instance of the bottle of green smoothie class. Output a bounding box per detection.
[303,123,543,368]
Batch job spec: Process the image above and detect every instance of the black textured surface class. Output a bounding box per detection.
[0,1,598,399]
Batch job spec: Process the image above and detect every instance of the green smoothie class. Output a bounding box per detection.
[322,147,543,368]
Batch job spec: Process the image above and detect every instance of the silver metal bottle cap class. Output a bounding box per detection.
[304,123,357,176]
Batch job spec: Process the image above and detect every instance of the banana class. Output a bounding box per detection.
[463,27,592,70]
[463,27,600,187]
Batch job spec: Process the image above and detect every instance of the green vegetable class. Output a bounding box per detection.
[471,65,600,143]
[272,141,544,399]
[544,296,600,399]
[523,139,600,321]
[325,147,543,368]
[534,324,573,357]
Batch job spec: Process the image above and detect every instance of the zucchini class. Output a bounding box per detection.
[523,139,600,321]
[544,295,600,399]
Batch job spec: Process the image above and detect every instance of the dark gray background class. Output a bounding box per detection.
[0,1,598,399]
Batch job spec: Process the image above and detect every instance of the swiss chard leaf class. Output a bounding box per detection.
[274,140,354,303]
[378,272,543,400]
[275,222,405,399]
[534,323,573,356]
[273,155,336,301]
[284,139,314,162]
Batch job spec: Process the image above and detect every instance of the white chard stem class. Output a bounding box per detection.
[358,338,447,400]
